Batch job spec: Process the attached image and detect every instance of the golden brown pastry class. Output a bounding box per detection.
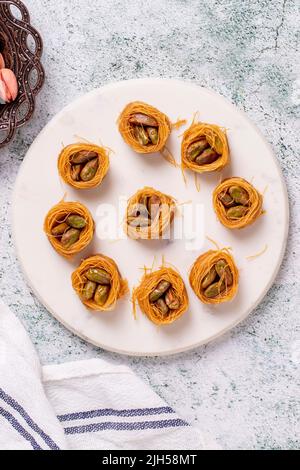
[189,250,238,304]
[58,143,109,189]
[213,177,263,229]
[71,254,128,311]
[44,201,94,258]
[133,266,189,325]
[124,187,175,240]
[118,101,171,154]
[181,122,229,173]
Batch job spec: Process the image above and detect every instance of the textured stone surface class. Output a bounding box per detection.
[0,0,299,450]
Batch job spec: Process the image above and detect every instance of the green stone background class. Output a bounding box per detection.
[0,0,299,449]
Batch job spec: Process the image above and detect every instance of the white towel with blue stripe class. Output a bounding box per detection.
[0,299,217,450]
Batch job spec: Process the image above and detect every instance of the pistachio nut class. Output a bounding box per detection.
[165,289,180,310]
[215,259,233,286]
[201,266,217,289]
[212,135,223,155]
[82,281,97,301]
[186,139,209,161]
[66,215,87,229]
[149,280,171,303]
[134,125,150,146]
[155,298,169,315]
[94,284,110,306]
[229,186,249,206]
[218,190,235,208]
[51,222,69,236]
[204,280,226,298]
[147,127,159,145]
[226,205,248,219]
[71,150,98,165]
[61,228,81,248]
[129,113,158,127]
[195,148,219,165]
[80,158,99,181]
[85,268,111,285]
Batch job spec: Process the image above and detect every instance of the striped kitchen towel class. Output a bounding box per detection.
[0,299,217,450]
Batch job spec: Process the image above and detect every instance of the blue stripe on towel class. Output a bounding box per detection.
[0,388,59,450]
[64,418,189,434]
[58,405,174,422]
[0,407,42,450]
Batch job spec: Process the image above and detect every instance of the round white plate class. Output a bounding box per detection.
[12,78,288,356]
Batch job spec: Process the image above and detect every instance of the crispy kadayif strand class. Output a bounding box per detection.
[118,101,172,154]
[189,249,238,305]
[213,177,263,229]
[71,254,128,311]
[181,122,229,173]
[124,186,175,240]
[58,143,109,189]
[132,266,189,325]
[44,201,94,258]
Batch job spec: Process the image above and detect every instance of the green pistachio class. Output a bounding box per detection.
[201,266,217,289]
[134,125,150,146]
[229,186,249,206]
[149,280,171,303]
[85,268,111,285]
[226,205,248,219]
[82,281,97,301]
[60,228,80,248]
[147,127,159,145]
[80,158,99,181]
[129,113,158,127]
[155,298,169,315]
[204,281,226,298]
[66,215,87,229]
[218,190,235,208]
[165,289,180,309]
[195,148,219,165]
[94,285,110,306]
[212,136,223,155]
[71,150,98,164]
[215,260,233,286]
[51,222,69,236]
[186,139,209,161]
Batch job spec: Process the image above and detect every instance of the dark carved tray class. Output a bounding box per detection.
[0,0,44,147]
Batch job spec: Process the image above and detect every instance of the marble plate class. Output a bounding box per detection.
[12,78,288,356]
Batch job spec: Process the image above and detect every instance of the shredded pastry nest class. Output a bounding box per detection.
[132,266,189,325]
[57,143,110,189]
[43,200,94,258]
[213,177,263,229]
[124,186,176,240]
[118,101,171,154]
[189,249,239,304]
[181,122,229,173]
[71,254,128,311]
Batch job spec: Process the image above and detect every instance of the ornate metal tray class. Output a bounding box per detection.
[0,0,44,147]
